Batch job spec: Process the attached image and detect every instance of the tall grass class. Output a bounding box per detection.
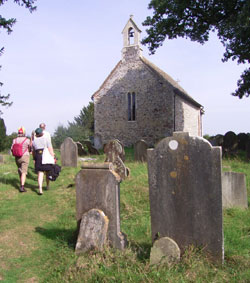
[0,149,249,282]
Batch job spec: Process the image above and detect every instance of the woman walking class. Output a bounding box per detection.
[11,127,30,193]
[32,127,55,195]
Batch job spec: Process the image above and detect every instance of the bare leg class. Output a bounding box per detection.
[45,172,50,190]
[20,173,26,186]
[38,171,44,194]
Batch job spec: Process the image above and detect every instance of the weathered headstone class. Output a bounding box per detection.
[94,134,103,150]
[75,162,127,250]
[83,140,100,155]
[222,172,248,209]
[104,140,128,179]
[76,142,87,156]
[134,140,148,162]
[60,137,78,167]
[147,132,223,263]
[150,237,180,265]
[75,209,109,254]
[0,155,3,163]
[223,131,238,156]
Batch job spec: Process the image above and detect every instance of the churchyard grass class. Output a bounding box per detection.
[0,149,249,282]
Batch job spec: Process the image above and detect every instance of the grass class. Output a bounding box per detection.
[0,149,249,282]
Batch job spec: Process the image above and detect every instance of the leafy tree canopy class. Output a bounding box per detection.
[142,0,250,98]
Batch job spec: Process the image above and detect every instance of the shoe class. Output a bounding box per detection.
[38,192,43,195]
[19,186,27,193]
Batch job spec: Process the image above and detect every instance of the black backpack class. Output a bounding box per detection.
[47,164,61,181]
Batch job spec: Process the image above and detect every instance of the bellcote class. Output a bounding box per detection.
[121,15,142,61]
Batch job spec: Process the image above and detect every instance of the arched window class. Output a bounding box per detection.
[128,92,136,121]
[128,27,134,45]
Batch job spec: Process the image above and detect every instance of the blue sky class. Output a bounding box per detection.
[1,0,249,136]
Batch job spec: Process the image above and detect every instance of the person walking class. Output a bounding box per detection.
[32,127,55,195]
[11,127,30,193]
[39,123,51,143]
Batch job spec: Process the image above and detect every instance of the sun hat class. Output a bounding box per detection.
[18,126,26,135]
[35,127,43,136]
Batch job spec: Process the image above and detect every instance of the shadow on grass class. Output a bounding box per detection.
[129,240,152,262]
[35,226,78,250]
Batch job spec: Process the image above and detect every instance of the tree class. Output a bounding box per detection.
[72,102,94,132]
[0,0,37,114]
[142,0,250,98]
[0,118,7,151]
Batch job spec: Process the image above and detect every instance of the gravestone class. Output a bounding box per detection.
[223,131,238,156]
[60,137,78,167]
[75,209,109,254]
[147,132,223,263]
[0,155,3,163]
[104,139,128,179]
[134,140,148,162]
[222,172,248,209]
[75,162,127,250]
[150,237,180,265]
[83,140,100,155]
[237,133,249,151]
[94,134,103,150]
[76,142,87,156]
[208,134,224,147]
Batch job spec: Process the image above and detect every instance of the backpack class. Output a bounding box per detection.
[12,138,28,157]
[47,164,61,181]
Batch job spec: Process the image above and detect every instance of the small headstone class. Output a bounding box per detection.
[150,237,180,265]
[223,131,238,156]
[147,132,223,263]
[134,140,148,162]
[94,134,103,150]
[104,140,128,179]
[222,172,248,209]
[0,155,3,163]
[75,163,127,249]
[60,137,78,167]
[83,140,100,155]
[76,142,87,156]
[75,209,109,254]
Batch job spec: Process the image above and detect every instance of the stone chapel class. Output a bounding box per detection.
[92,16,204,147]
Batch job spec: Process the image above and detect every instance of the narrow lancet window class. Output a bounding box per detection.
[128,27,134,45]
[128,92,136,121]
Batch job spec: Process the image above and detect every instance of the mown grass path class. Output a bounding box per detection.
[0,150,249,282]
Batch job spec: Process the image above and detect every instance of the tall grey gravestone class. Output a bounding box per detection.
[134,140,148,162]
[75,162,127,250]
[60,137,78,167]
[147,132,224,263]
[222,172,248,209]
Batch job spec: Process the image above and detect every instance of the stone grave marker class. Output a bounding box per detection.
[147,132,224,263]
[76,142,87,156]
[83,140,100,155]
[104,139,128,179]
[75,162,127,250]
[222,172,248,209]
[237,133,249,151]
[208,134,224,147]
[75,208,109,254]
[134,140,148,162]
[150,237,180,265]
[60,137,78,167]
[223,131,238,156]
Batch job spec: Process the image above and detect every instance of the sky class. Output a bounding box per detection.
[1,0,249,137]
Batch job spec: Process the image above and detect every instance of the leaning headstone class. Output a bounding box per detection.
[222,172,248,209]
[134,140,148,162]
[150,237,180,265]
[0,155,3,163]
[75,208,109,254]
[94,134,103,150]
[60,137,78,167]
[83,140,100,155]
[104,140,128,179]
[147,132,223,263]
[76,142,87,156]
[237,133,249,151]
[75,162,127,250]
[223,131,238,156]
